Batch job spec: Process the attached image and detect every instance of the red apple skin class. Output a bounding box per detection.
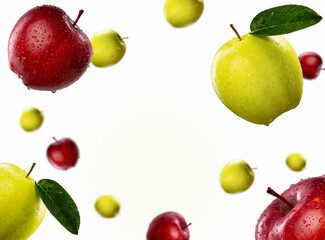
[146,211,190,240]
[256,176,325,240]
[47,138,79,170]
[8,5,92,92]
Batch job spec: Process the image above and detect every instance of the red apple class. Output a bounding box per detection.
[8,5,92,92]
[255,177,325,239]
[47,137,79,170]
[298,52,323,80]
[146,211,191,240]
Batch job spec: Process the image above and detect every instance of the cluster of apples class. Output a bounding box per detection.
[2,1,325,240]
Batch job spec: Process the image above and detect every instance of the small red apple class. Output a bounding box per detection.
[255,177,325,239]
[298,52,323,80]
[146,211,191,240]
[46,137,79,170]
[8,5,92,92]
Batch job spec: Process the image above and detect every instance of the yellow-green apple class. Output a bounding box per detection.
[256,177,325,239]
[146,211,191,240]
[211,25,303,126]
[164,0,204,28]
[95,195,120,218]
[286,153,306,171]
[219,159,255,193]
[91,29,126,67]
[19,107,44,132]
[0,163,46,240]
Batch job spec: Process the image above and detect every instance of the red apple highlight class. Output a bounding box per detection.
[8,5,92,92]
[47,137,79,170]
[256,176,325,239]
[146,211,190,240]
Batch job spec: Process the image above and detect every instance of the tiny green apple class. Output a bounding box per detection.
[286,153,306,171]
[95,195,120,218]
[19,107,44,132]
[91,29,126,67]
[211,25,303,126]
[219,159,255,193]
[0,163,46,240]
[164,0,204,28]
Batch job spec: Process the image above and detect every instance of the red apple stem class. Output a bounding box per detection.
[182,222,192,230]
[26,163,36,178]
[230,24,242,41]
[267,187,294,210]
[72,10,84,28]
[52,136,58,142]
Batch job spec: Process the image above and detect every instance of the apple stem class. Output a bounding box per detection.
[72,10,84,28]
[182,222,192,230]
[267,187,294,210]
[26,163,36,178]
[122,37,129,40]
[230,24,242,41]
[52,136,58,142]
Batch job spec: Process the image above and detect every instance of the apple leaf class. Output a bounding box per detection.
[35,179,80,235]
[250,4,322,36]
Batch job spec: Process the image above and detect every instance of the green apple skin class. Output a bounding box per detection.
[91,29,126,67]
[164,0,204,28]
[20,107,44,132]
[219,160,255,194]
[0,163,46,240]
[95,195,120,218]
[286,153,306,171]
[211,34,303,126]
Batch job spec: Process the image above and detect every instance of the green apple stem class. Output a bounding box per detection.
[267,187,294,210]
[26,163,36,178]
[122,37,129,40]
[230,24,242,41]
[72,10,84,28]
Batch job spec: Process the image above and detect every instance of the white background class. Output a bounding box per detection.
[1,0,325,239]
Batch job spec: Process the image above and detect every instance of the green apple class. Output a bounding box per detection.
[91,29,126,67]
[219,159,255,193]
[0,163,46,240]
[20,107,44,132]
[95,195,120,218]
[164,0,204,28]
[211,31,303,126]
[286,153,306,171]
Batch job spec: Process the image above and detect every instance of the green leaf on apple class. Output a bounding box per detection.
[250,4,322,36]
[35,179,80,235]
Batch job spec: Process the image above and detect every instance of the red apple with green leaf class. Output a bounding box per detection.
[146,211,191,240]
[8,5,92,92]
[256,177,325,239]
[46,137,79,170]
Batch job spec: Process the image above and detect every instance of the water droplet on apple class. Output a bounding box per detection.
[51,90,56,93]
[18,73,23,79]
[31,43,35,48]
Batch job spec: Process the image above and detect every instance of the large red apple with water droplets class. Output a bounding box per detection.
[8,5,92,92]
[256,176,325,239]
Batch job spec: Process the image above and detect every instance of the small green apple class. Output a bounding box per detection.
[211,27,303,126]
[286,153,306,171]
[164,0,204,28]
[91,29,126,67]
[219,159,255,193]
[95,195,120,218]
[0,163,46,240]
[20,107,44,132]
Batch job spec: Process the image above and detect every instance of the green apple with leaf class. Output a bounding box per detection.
[0,163,46,240]
[0,162,80,239]
[164,0,204,28]
[219,159,255,193]
[91,29,126,67]
[20,107,44,132]
[211,5,322,126]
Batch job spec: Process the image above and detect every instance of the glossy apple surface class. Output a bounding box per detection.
[146,211,190,240]
[256,176,325,239]
[46,137,79,170]
[8,5,92,92]
[299,52,323,80]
